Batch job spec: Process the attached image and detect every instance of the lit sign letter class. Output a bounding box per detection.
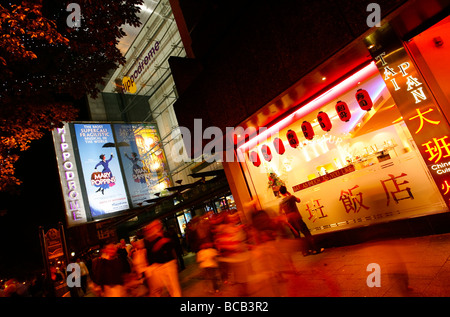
[411,87,427,104]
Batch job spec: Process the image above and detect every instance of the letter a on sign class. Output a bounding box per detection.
[366,263,381,287]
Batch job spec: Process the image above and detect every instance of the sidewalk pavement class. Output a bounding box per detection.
[178,233,450,297]
[80,232,450,297]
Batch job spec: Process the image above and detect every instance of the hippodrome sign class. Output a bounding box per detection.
[52,123,89,226]
[122,41,160,94]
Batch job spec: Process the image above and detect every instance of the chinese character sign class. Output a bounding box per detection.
[365,24,450,208]
[339,185,370,213]
[291,153,445,234]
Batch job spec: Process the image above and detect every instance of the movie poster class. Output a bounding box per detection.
[74,123,129,217]
[113,123,172,207]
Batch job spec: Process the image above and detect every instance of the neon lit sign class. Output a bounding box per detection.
[366,23,450,207]
[52,123,89,226]
[408,108,440,134]
[122,41,160,94]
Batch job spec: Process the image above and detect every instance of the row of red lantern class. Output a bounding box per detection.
[250,137,285,167]
[249,89,373,167]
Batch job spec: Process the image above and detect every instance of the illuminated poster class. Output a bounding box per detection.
[113,123,172,207]
[365,24,450,208]
[74,123,129,217]
[177,215,187,235]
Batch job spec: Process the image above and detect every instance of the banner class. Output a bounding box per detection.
[74,123,130,218]
[113,123,172,207]
[364,24,450,208]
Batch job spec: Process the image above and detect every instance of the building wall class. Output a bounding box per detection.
[169,0,450,238]
[171,0,408,135]
[90,0,225,188]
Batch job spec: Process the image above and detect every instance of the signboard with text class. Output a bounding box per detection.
[52,123,89,227]
[364,24,450,208]
[53,122,171,227]
[73,123,130,217]
[113,123,172,208]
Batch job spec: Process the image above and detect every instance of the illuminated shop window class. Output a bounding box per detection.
[239,66,447,233]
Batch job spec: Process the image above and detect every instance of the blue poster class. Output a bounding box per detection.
[74,123,129,217]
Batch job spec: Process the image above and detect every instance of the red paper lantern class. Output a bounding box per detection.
[355,89,373,111]
[273,137,285,155]
[260,144,272,162]
[286,129,299,148]
[317,111,332,132]
[249,151,261,167]
[301,121,314,140]
[336,100,351,122]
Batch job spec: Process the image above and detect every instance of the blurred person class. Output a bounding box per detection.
[90,242,127,297]
[279,185,323,255]
[184,219,197,253]
[195,217,214,252]
[129,238,149,294]
[77,257,89,295]
[120,238,133,254]
[143,219,182,297]
[117,239,132,273]
[3,279,18,297]
[249,208,298,296]
[130,238,148,277]
[197,242,220,294]
[214,211,250,296]
[250,208,282,243]
[166,225,185,271]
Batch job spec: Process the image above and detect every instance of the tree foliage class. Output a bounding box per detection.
[0,0,143,191]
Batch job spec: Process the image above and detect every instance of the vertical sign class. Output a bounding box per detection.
[52,123,88,227]
[39,224,70,297]
[365,24,450,208]
[74,123,130,217]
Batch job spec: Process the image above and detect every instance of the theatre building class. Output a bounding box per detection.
[169,0,450,245]
[56,0,235,253]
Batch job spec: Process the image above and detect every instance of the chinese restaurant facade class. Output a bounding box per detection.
[170,0,450,244]
[234,6,450,240]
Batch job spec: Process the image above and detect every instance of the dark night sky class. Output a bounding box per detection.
[0,99,89,280]
[0,132,65,279]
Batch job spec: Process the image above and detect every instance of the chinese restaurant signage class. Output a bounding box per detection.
[365,24,450,208]
[293,165,356,192]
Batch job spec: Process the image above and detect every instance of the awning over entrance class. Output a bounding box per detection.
[103,169,230,233]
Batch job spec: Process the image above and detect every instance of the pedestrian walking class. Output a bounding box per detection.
[77,257,89,295]
[143,220,182,297]
[279,185,323,255]
[197,242,220,293]
[90,242,127,297]
[117,239,132,273]
[214,211,250,296]
[166,225,185,271]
